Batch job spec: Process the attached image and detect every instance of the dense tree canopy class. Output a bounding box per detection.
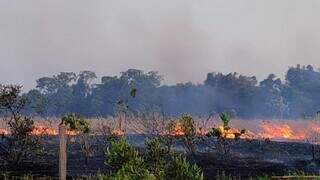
[20,65,320,119]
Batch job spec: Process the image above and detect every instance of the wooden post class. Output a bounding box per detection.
[316,111,320,120]
[59,124,67,180]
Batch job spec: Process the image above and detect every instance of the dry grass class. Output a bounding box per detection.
[1,117,320,143]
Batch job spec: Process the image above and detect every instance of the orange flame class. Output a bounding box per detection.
[258,122,307,140]
[31,125,79,136]
[0,128,9,135]
[66,130,79,136]
[196,127,208,136]
[31,125,58,136]
[3,119,320,143]
[112,128,125,136]
[309,123,320,134]
[215,126,252,139]
[168,122,185,136]
[166,122,208,137]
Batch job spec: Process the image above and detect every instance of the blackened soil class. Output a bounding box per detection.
[1,135,320,179]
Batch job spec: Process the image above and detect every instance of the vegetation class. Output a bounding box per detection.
[179,114,198,155]
[2,65,320,178]
[0,85,42,165]
[101,138,204,180]
[207,112,245,156]
[61,113,90,133]
[144,138,169,179]
[19,65,320,119]
[105,138,142,172]
[60,113,94,166]
[164,155,203,180]
[101,138,157,180]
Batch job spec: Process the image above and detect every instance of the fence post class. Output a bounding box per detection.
[59,124,67,180]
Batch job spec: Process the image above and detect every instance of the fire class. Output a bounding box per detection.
[215,126,251,139]
[309,123,320,134]
[31,125,79,136]
[168,122,185,136]
[66,130,79,136]
[165,122,209,137]
[0,124,84,136]
[218,126,235,139]
[3,119,320,143]
[31,125,58,136]
[112,128,125,136]
[241,130,256,139]
[258,122,307,140]
[0,128,9,135]
[196,127,208,136]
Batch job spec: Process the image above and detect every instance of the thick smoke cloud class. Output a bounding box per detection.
[1,0,320,90]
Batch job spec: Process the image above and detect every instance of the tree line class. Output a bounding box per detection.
[20,64,320,119]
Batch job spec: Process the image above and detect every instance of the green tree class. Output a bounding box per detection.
[0,85,42,165]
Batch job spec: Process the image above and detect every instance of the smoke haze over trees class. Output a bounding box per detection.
[2,1,320,90]
[21,65,320,119]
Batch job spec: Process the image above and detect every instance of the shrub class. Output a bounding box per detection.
[102,137,204,180]
[162,120,177,153]
[61,113,90,133]
[102,138,156,180]
[105,138,142,171]
[219,112,231,129]
[145,138,169,179]
[207,112,245,156]
[0,85,42,165]
[110,163,156,180]
[99,160,156,180]
[61,113,92,165]
[164,155,203,180]
[79,134,95,166]
[179,114,198,155]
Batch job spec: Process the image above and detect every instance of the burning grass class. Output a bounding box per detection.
[1,117,320,143]
[2,116,320,179]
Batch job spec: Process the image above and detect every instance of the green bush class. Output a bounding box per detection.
[102,137,203,180]
[61,113,90,133]
[164,155,204,180]
[145,138,169,179]
[219,112,231,129]
[110,163,156,180]
[105,138,141,171]
[99,162,156,180]
[102,138,155,180]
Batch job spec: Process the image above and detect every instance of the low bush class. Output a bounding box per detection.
[101,137,204,180]
[179,114,198,155]
[207,112,245,156]
[105,138,142,171]
[164,155,203,180]
[144,138,169,179]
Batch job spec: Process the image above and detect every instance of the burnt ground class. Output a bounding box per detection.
[1,135,320,179]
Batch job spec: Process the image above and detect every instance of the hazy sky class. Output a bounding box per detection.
[1,0,320,90]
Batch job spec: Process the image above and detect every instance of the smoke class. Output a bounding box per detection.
[1,0,320,90]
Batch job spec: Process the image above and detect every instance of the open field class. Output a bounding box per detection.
[2,117,320,142]
[2,117,320,179]
[1,135,320,179]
